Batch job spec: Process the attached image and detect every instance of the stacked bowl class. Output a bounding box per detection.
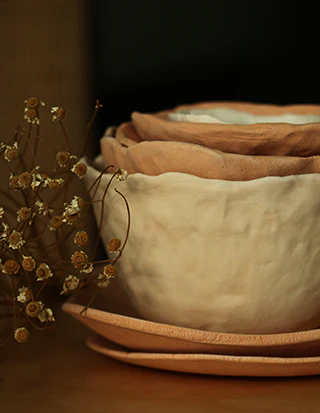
[63,102,320,376]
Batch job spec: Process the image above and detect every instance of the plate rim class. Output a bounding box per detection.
[86,334,320,377]
[62,302,320,348]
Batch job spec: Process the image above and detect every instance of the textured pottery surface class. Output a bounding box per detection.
[86,334,320,377]
[101,102,320,181]
[83,159,320,334]
[63,302,320,357]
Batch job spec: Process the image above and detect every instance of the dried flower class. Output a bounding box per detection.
[16,207,35,224]
[19,171,33,189]
[24,108,40,124]
[48,215,63,231]
[48,178,64,190]
[74,231,89,247]
[115,168,128,182]
[60,275,80,295]
[8,230,25,250]
[51,106,66,122]
[62,210,80,225]
[26,301,43,317]
[71,162,87,179]
[107,238,121,253]
[56,151,70,167]
[24,98,44,125]
[14,327,30,343]
[3,142,19,162]
[0,206,4,219]
[2,259,20,274]
[35,200,53,216]
[71,251,89,268]
[80,262,93,274]
[22,255,36,272]
[9,174,23,190]
[97,273,111,288]
[38,307,55,323]
[17,286,32,304]
[25,97,44,110]
[35,263,53,281]
[103,264,117,278]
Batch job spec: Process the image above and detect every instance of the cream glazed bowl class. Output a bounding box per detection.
[84,157,320,334]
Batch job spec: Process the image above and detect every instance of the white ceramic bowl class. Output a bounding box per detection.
[84,157,320,334]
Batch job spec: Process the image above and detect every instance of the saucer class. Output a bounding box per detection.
[62,302,320,357]
[86,334,320,377]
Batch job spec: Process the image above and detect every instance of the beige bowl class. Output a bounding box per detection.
[84,157,320,334]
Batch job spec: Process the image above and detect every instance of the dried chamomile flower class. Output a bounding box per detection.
[71,161,87,179]
[60,275,80,295]
[97,273,111,288]
[107,238,121,253]
[38,307,55,323]
[103,264,117,278]
[9,174,23,190]
[80,262,93,274]
[71,251,89,269]
[51,106,66,122]
[16,207,35,224]
[48,178,64,190]
[24,108,40,124]
[35,200,53,216]
[56,151,70,167]
[62,197,81,225]
[74,231,89,247]
[17,286,32,304]
[35,263,53,281]
[71,251,93,273]
[3,142,19,162]
[8,230,25,250]
[26,300,43,317]
[18,171,33,189]
[2,259,20,274]
[62,210,80,225]
[25,97,45,110]
[115,168,128,182]
[14,327,30,343]
[0,205,4,219]
[48,215,63,231]
[24,97,44,125]
[63,197,81,215]
[22,255,36,272]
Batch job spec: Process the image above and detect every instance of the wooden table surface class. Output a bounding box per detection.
[1,290,320,413]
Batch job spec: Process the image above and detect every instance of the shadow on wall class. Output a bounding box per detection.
[90,0,320,143]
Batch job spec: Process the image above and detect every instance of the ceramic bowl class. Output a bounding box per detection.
[100,102,320,181]
[83,157,320,334]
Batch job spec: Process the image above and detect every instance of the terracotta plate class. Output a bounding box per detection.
[62,302,320,357]
[86,334,320,377]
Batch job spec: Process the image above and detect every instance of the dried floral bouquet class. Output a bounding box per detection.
[0,98,130,345]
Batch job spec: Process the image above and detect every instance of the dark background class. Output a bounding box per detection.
[90,0,319,141]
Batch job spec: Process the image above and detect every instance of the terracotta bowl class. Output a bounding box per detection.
[83,157,320,335]
[100,102,320,181]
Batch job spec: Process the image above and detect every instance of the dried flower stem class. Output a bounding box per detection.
[80,100,103,158]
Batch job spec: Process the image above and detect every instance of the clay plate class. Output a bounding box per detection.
[63,302,320,358]
[86,334,320,377]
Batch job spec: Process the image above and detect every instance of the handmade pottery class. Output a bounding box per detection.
[63,302,320,357]
[83,158,320,334]
[100,102,320,181]
[86,335,320,377]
